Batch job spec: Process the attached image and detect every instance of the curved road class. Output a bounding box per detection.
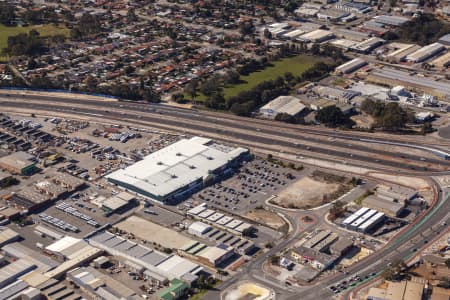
[1,92,450,300]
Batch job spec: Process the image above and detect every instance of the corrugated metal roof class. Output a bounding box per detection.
[106,137,247,199]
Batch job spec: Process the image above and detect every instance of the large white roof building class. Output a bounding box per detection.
[259,96,307,119]
[106,137,249,203]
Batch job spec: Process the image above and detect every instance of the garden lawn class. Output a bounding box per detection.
[223,55,321,99]
[0,24,69,61]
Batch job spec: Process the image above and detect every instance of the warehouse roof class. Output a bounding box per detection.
[299,29,334,41]
[188,222,211,234]
[405,43,445,62]
[369,68,450,97]
[34,225,63,240]
[430,52,450,68]
[234,222,252,233]
[386,281,407,300]
[404,281,424,300]
[335,58,367,74]
[198,245,232,263]
[2,242,59,272]
[373,15,409,26]
[259,96,307,117]
[45,236,80,254]
[116,216,194,250]
[363,195,404,215]
[438,33,450,45]
[0,280,29,300]
[106,137,247,199]
[187,203,206,215]
[156,255,201,279]
[0,228,19,247]
[0,171,11,182]
[0,152,35,170]
[0,259,36,287]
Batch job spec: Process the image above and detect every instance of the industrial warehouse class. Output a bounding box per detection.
[258,96,307,119]
[106,137,250,203]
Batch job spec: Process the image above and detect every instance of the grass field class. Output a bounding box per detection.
[223,55,320,99]
[0,24,70,61]
[187,55,321,102]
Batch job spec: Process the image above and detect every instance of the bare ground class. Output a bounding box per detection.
[271,176,343,209]
[244,209,287,230]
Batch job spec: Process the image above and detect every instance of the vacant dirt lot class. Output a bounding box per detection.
[271,176,341,209]
[245,209,287,230]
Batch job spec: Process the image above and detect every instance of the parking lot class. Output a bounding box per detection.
[189,157,307,215]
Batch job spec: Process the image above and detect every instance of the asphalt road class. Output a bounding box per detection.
[1,93,450,300]
[216,180,449,300]
[1,95,450,175]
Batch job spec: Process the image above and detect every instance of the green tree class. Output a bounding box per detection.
[172,93,186,103]
[310,43,321,55]
[200,77,220,96]
[379,102,407,131]
[185,80,199,101]
[4,30,44,56]
[224,70,240,85]
[396,14,450,45]
[270,255,280,265]
[329,200,346,220]
[205,92,225,109]
[420,122,434,135]
[316,105,347,127]
[0,2,15,25]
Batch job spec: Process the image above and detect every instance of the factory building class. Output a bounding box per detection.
[363,195,404,217]
[157,279,190,300]
[196,244,235,267]
[88,231,202,284]
[282,29,307,40]
[0,228,20,248]
[188,222,212,237]
[288,246,338,271]
[385,43,421,63]
[0,171,13,188]
[342,207,386,232]
[375,185,417,203]
[258,96,307,119]
[316,9,350,22]
[67,267,139,300]
[0,152,36,175]
[335,58,367,74]
[298,29,335,43]
[312,85,360,103]
[332,28,370,42]
[0,259,36,289]
[438,33,450,46]
[8,173,85,213]
[368,68,450,99]
[372,15,410,27]
[99,192,136,215]
[405,43,446,63]
[106,137,249,204]
[349,37,385,54]
[429,52,450,69]
[187,204,254,235]
[334,2,372,14]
